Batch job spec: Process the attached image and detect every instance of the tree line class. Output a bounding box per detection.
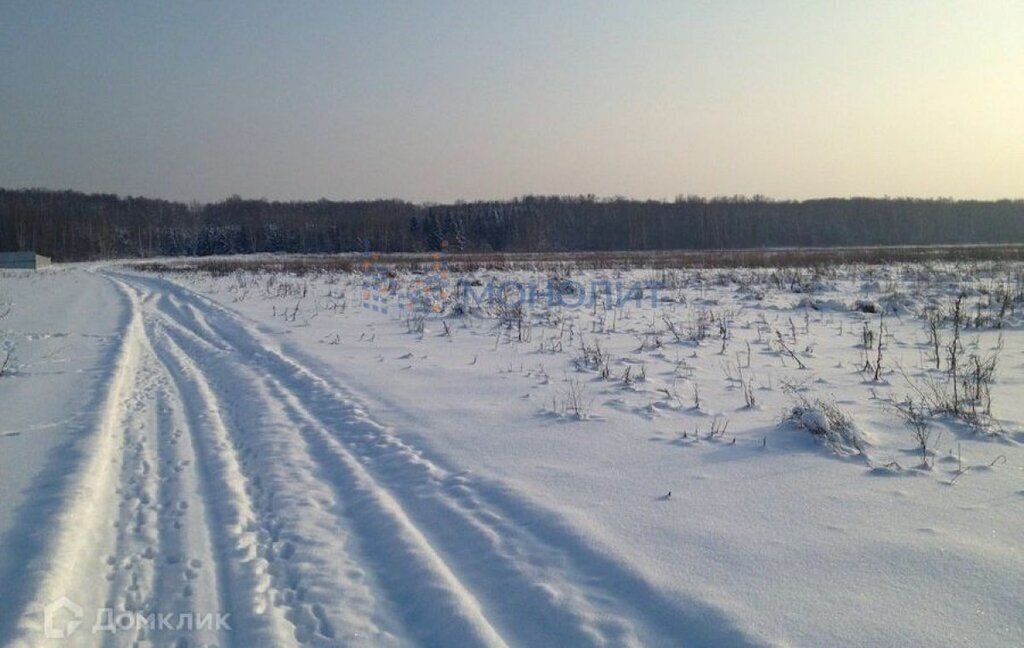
[2,188,1023,261]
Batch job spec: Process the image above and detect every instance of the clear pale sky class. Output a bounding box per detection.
[1,1,1021,203]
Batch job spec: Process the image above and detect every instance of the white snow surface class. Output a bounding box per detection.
[0,261,1022,647]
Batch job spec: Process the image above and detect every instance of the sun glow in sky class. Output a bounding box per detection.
[1,1,1022,202]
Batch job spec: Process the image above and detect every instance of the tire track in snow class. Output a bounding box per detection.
[236,343,673,646]
[105,279,238,647]
[20,272,293,648]
[99,350,161,646]
[146,383,227,647]
[116,310,231,648]
[85,317,229,648]
[112,271,762,647]
[153,321,413,646]
[140,303,297,646]
[148,285,503,646]
[260,375,633,647]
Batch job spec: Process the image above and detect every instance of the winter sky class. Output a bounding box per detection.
[1,1,1021,202]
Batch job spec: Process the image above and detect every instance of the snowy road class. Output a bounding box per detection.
[7,270,753,647]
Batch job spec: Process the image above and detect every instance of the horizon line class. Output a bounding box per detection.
[4,186,1024,207]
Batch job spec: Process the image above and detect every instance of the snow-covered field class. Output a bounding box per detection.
[1,259,1022,647]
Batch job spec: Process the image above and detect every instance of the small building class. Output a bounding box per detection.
[0,252,51,269]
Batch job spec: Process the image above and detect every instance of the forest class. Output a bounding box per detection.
[2,188,1023,261]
